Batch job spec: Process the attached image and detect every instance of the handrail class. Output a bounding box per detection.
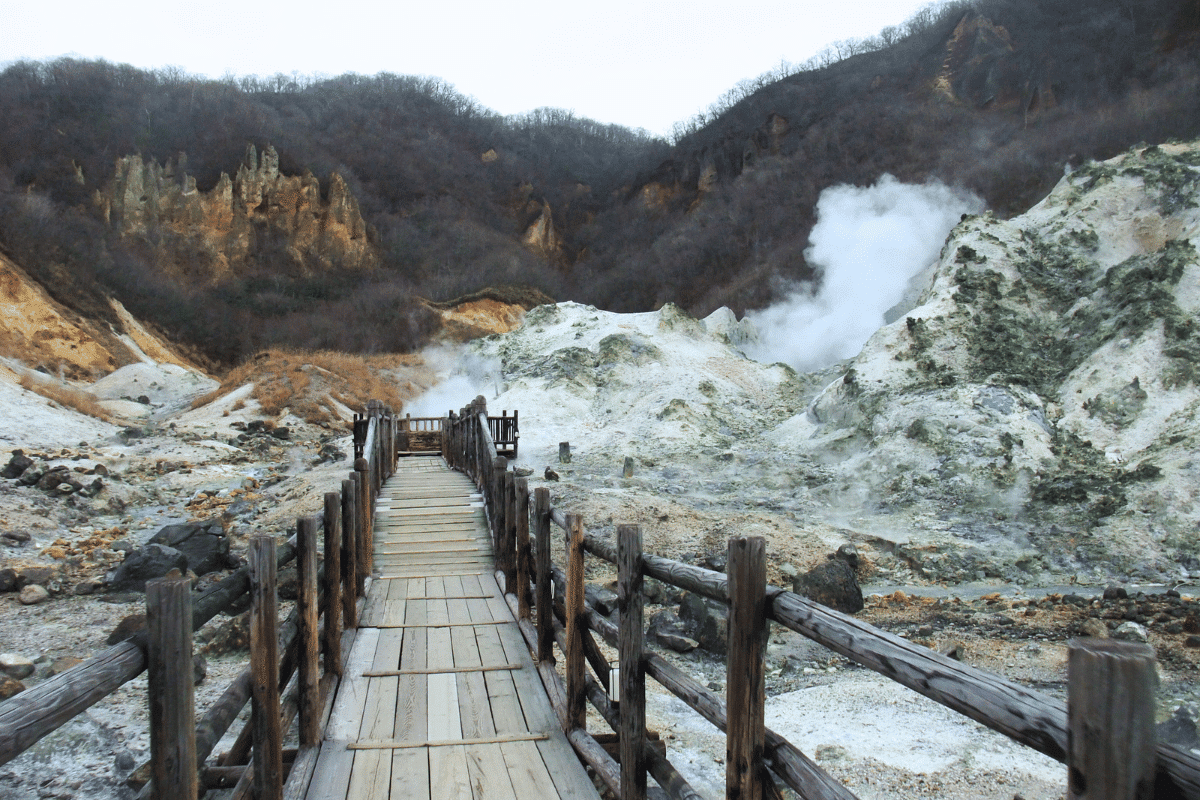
[445,398,1200,800]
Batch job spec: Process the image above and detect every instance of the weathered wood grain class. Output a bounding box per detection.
[146,575,197,800]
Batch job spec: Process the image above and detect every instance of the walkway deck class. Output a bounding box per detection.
[306,456,600,800]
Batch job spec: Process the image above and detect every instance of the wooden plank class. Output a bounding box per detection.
[487,593,558,734]
[380,579,409,628]
[374,621,513,629]
[377,496,483,508]
[428,745,471,799]
[425,579,463,742]
[375,542,490,555]
[376,571,490,580]
[364,664,521,677]
[394,579,427,744]
[326,628,380,741]
[465,741,518,800]
[304,743,354,800]
[349,733,549,749]
[345,748,389,800]
[361,628,403,739]
[390,748,431,800]
[468,581,528,737]
[537,738,603,800]
[358,576,391,628]
[501,739,564,799]
[446,575,494,741]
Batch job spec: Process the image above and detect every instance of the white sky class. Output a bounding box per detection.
[1,0,941,137]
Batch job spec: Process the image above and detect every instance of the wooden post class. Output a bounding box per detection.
[515,477,531,619]
[618,524,647,800]
[147,573,197,800]
[249,535,283,800]
[341,479,358,628]
[726,536,766,800]
[535,488,554,663]
[323,492,342,677]
[503,470,517,591]
[1068,639,1158,800]
[296,517,320,748]
[492,456,508,553]
[565,514,586,730]
[353,465,370,595]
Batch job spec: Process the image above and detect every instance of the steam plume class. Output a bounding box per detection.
[747,175,983,371]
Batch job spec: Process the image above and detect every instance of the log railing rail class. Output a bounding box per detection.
[0,400,400,800]
[445,394,1200,800]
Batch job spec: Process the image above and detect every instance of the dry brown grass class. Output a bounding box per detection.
[192,348,436,426]
[18,374,113,422]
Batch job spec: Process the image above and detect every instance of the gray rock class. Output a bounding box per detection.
[1079,618,1109,638]
[106,614,147,645]
[17,464,45,486]
[1,450,33,479]
[106,543,189,591]
[544,467,560,481]
[835,543,861,571]
[1158,707,1199,749]
[35,466,71,492]
[678,593,728,655]
[655,630,699,652]
[192,653,208,685]
[147,521,230,576]
[1103,585,1128,600]
[1112,621,1148,643]
[1,530,31,546]
[0,568,16,592]
[18,584,49,605]
[0,653,35,679]
[793,558,864,614]
[514,467,534,478]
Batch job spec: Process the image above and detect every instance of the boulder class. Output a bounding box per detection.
[106,544,189,591]
[677,593,728,655]
[0,653,35,680]
[2,530,32,546]
[147,521,229,576]
[1113,621,1149,643]
[106,614,147,645]
[793,558,864,614]
[1,450,33,479]
[0,568,16,592]
[18,585,49,605]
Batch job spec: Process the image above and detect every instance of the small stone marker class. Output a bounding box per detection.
[622,457,634,478]
[559,442,571,463]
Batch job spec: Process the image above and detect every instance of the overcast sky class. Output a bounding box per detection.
[1,0,942,137]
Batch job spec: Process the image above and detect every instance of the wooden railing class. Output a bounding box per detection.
[446,395,1200,800]
[0,399,400,800]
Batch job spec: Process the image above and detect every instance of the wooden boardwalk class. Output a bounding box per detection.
[306,456,600,800]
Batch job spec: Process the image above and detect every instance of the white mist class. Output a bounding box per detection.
[747,174,983,371]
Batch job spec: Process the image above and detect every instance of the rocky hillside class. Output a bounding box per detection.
[96,144,376,282]
[465,141,1200,588]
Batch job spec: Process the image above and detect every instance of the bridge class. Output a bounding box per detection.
[1,397,1199,800]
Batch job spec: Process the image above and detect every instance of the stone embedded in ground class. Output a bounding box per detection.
[2,530,31,546]
[544,467,560,481]
[1079,618,1109,638]
[18,584,49,605]
[1103,585,1129,600]
[585,584,618,616]
[0,653,35,680]
[0,568,16,592]
[835,543,861,571]
[0,675,25,700]
[48,657,83,677]
[147,520,230,576]
[197,612,251,655]
[1113,620,1149,642]
[514,467,533,478]
[192,653,207,685]
[656,630,699,653]
[793,558,864,615]
[107,543,189,591]
[0,450,33,479]
[106,614,147,645]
